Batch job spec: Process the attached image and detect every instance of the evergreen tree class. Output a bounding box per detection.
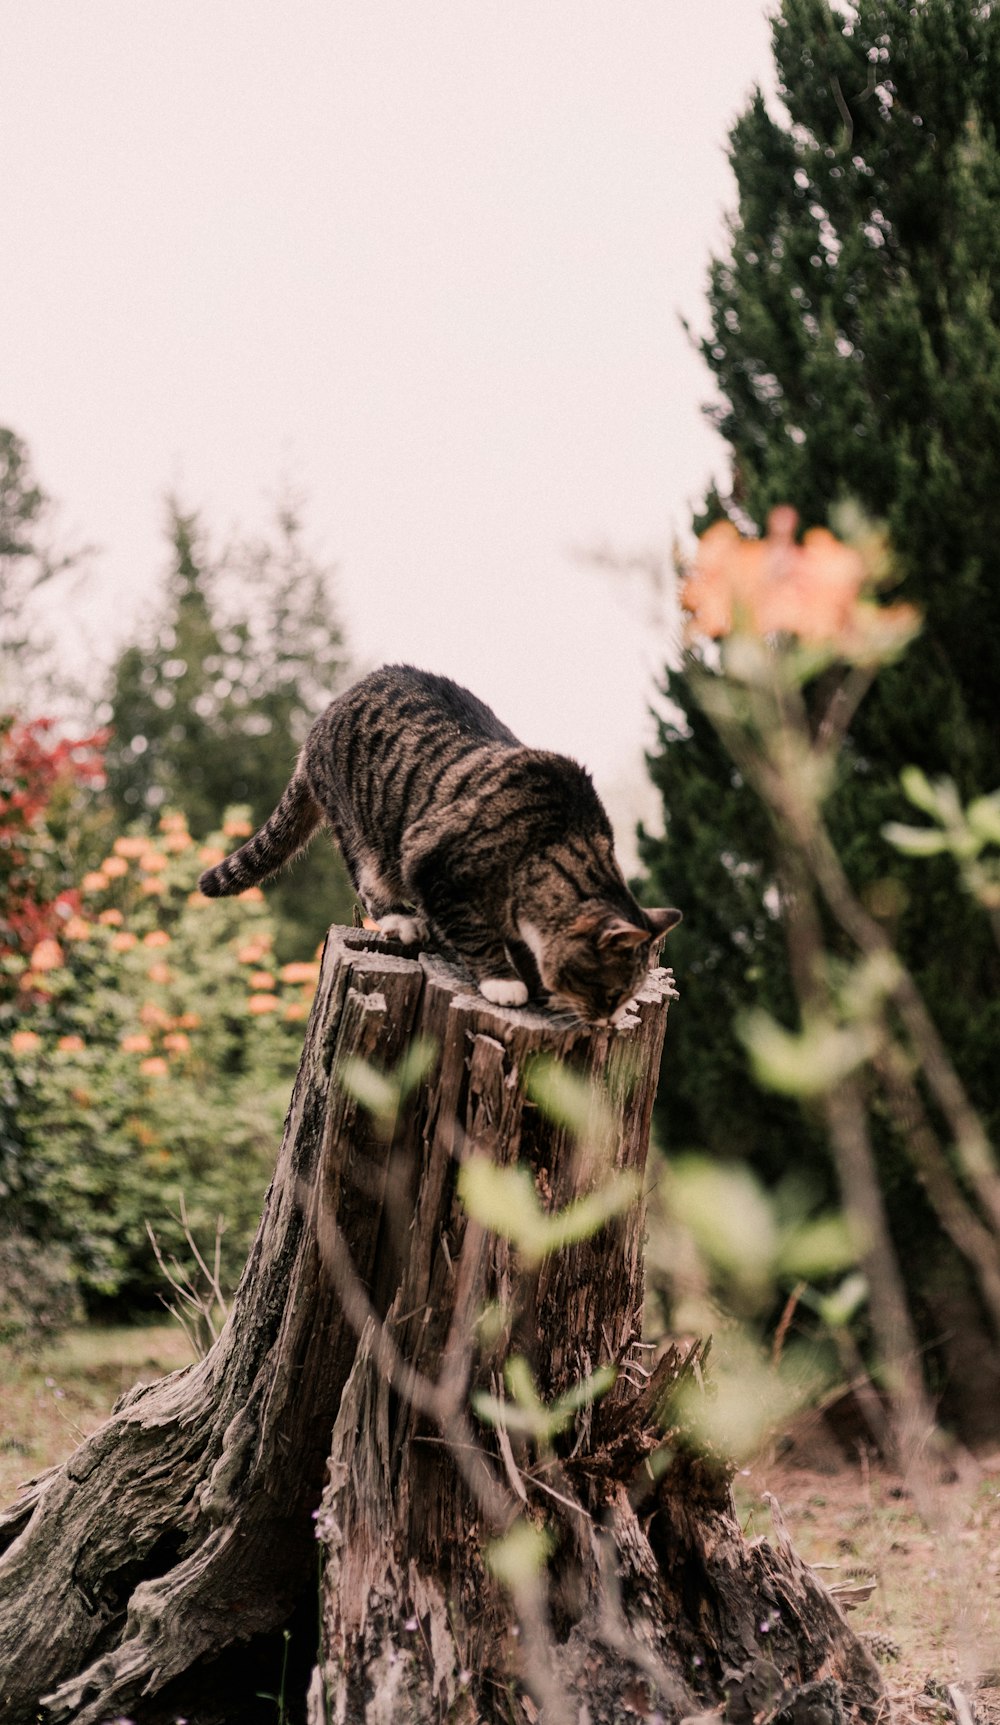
[644,0,1000,1430]
[0,426,86,698]
[105,499,355,956]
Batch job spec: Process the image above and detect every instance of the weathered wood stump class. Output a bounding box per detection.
[0,928,882,1725]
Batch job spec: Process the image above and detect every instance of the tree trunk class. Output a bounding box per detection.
[0,928,882,1725]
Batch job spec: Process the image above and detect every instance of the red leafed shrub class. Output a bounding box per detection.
[0,715,107,958]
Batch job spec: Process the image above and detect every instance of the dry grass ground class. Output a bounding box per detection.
[0,1322,193,1505]
[1,1327,998,1722]
[741,1414,1000,1725]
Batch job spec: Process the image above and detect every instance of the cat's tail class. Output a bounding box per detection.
[198,770,322,898]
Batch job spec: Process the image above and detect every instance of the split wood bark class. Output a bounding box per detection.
[0,928,883,1725]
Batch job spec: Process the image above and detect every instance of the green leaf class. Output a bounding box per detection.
[664,1156,776,1291]
[881,822,950,857]
[776,1214,855,1280]
[486,1520,553,1589]
[738,1010,876,1098]
[393,1036,438,1099]
[337,1056,400,1124]
[525,1058,614,1146]
[457,1155,639,1262]
[900,766,943,819]
[816,1271,869,1329]
[967,794,1000,848]
[473,1355,617,1442]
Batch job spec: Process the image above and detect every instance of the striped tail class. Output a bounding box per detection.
[198,771,322,897]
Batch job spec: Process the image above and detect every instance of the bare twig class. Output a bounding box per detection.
[146,1199,229,1360]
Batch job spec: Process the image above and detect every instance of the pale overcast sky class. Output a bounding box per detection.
[1,3,773,851]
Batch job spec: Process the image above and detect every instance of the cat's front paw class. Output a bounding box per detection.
[480,977,529,1007]
[376,913,428,945]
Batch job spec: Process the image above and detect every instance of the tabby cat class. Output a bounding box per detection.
[199,665,681,1027]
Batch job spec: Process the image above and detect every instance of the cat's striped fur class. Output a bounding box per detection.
[199,665,681,1025]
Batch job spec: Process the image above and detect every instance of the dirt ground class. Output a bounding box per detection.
[740,1402,1000,1725]
[1,1330,998,1721]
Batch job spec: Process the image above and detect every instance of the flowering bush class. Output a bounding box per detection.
[1,806,321,1309]
[0,716,107,957]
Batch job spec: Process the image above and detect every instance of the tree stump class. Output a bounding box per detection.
[0,928,882,1725]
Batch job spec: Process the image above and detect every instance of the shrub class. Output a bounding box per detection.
[1,807,321,1310]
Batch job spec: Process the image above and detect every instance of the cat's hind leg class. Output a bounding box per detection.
[352,854,428,945]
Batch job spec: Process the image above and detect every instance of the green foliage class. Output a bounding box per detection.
[644,0,1000,1409]
[0,809,317,1310]
[885,767,1000,914]
[473,1355,617,1444]
[0,1231,82,1350]
[103,498,355,959]
[338,1037,437,1133]
[650,1155,858,1460]
[458,1156,638,1265]
[485,1519,554,1590]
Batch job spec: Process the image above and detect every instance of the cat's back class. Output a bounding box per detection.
[322,664,520,756]
[304,665,522,845]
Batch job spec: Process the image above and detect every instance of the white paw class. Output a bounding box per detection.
[376,913,427,945]
[480,977,529,1007]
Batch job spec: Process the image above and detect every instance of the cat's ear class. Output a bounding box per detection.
[567,909,646,948]
[595,915,651,951]
[644,907,683,943]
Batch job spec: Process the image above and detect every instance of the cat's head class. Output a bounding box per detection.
[520,902,681,1027]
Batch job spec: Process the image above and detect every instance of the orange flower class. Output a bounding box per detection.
[11,1030,41,1055]
[63,916,92,941]
[284,1001,309,1022]
[57,1034,85,1053]
[139,1056,169,1077]
[199,846,225,868]
[121,1032,153,1054]
[101,856,129,879]
[110,931,138,952]
[98,908,125,926]
[30,938,64,972]
[177,1011,201,1030]
[113,836,148,859]
[147,962,173,986]
[140,1002,171,1029]
[250,970,275,990]
[162,831,191,853]
[223,816,253,838]
[241,887,265,903]
[187,891,211,908]
[141,877,167,896]
[82,870,110,893]
[140,851,168,873]
[163,1031,190,1052]
[158,811,188,833]
[280,961,320,985]
[247,992,280,1015]
[143,930,171,948]
[681,508,921,655]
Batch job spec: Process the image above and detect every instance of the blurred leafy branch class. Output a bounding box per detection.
[669,507,1000,1465]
